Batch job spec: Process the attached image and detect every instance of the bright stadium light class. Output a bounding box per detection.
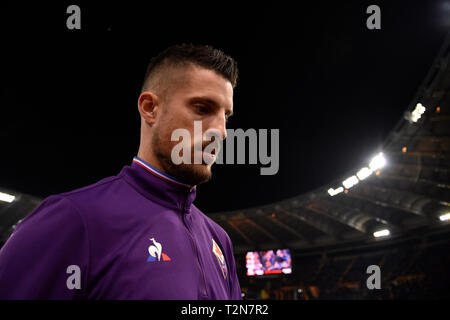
[439,213,450,221]
[342,175,359,189]
[328,187,344,196]
[328,151,386,196]
[357,167,373,180]
[373,229,390,238]
[0,192,15,203]
[410,103,426,123]
[369,152,386,171]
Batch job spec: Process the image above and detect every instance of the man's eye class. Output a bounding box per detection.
[195,105,208,114]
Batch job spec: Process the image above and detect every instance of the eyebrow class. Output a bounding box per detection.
[188,96,233,117]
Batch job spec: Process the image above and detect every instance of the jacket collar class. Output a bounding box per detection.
[121,156,197,213]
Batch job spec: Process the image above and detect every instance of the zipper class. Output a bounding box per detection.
[182,192,208,298]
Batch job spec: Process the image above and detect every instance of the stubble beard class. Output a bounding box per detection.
[152,124,212,186]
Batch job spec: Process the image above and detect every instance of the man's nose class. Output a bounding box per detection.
[208,115,227,140]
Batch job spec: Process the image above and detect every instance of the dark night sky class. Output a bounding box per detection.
[0,1,448,213]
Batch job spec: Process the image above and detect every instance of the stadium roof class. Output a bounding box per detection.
[208,33,450,253]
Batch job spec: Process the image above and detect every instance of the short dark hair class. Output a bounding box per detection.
[141,44,238,93]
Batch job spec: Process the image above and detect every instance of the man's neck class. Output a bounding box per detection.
[136,149,166,175]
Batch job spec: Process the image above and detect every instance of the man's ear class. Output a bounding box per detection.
[138,91,159,126]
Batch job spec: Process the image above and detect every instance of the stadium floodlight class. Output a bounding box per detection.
[357,167,373,181]
[439,213,450,221]
[342,175,359,189]
[369,152,386,171]
[328,187,344,196]
[410,103,426,123]
[0,192,15,203]
[373,229,390,238]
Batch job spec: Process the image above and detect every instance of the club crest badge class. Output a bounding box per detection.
[212,238,228,279]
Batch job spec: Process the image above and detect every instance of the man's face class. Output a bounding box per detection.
[152,65,234,186]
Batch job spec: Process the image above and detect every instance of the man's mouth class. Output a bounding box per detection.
[202,150,217,164]
[193,141,220,165]
[197,145,218,165]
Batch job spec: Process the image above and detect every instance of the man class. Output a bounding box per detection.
[0,44,242,299]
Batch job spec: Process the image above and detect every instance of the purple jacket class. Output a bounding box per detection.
[0,157,242,300]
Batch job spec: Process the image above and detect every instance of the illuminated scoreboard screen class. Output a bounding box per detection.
[246,249,292,276]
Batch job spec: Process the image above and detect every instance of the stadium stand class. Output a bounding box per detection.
[219,32,450,300]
